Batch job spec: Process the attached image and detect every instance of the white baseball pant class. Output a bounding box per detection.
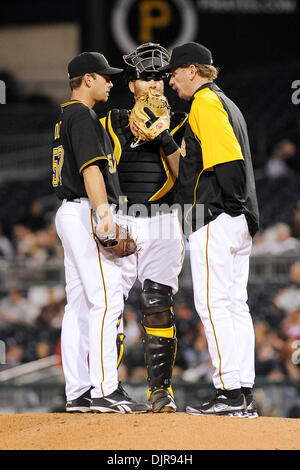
[188,212,255,390]
[55,199,123,401]
[117,212,185,299]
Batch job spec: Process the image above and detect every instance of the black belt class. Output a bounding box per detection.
[128,207,173,218]
[67,197,87,203]
[66,198,119,213]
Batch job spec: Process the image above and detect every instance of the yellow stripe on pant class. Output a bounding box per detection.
[90,209,108,396]
[205,222,226,390]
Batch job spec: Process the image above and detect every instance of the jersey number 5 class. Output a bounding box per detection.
[107,154,117,174]
[52,145,64,187]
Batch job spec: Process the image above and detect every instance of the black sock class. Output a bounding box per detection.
[219,388,241,399]
[241,387,252,397]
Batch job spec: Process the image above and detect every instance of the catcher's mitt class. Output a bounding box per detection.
[129,89,171,147]
[95,224,137,258]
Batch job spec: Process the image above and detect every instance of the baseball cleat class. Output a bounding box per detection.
[90,385,150,414]
[245,393,259,418]
[186,392,247,417]
[149,388,177,413]
[66,388,92,413]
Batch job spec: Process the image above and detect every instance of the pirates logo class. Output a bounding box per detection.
[111,0,198,54]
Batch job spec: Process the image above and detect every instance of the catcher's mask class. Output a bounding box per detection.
[123,42,170,84]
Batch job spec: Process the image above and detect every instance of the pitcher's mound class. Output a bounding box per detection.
[1,412,300,450]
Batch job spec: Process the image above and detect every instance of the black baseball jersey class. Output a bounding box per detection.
[100,109,187,209]
[52,100,122,206]
[177,82,259,237]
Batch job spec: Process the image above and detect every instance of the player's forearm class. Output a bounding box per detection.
[166,149,180,178]
[83,164,116,236]
[82,164,111,217]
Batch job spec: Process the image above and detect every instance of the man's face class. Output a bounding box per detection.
[169,66,193,101]
[92,74,113,102]
[129,76,164,98]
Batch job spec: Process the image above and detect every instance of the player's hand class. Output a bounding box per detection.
[95,211,117,241]
[94,211,137,258]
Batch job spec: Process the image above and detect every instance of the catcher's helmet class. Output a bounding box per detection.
[123,43,170,83]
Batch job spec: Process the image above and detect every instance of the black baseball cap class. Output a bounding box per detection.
[68,52,123,79]
[159,42,213,72]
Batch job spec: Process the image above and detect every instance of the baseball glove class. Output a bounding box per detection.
[95,224,137,258]
[129,89,171,147]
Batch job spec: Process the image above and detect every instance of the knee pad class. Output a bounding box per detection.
[140,279,174,329]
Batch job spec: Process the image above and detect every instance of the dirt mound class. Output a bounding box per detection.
[0,412,299,451]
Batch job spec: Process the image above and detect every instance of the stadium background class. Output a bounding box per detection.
[0,0,300,419]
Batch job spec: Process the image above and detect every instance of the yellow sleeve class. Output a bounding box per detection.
[189,89,244,170]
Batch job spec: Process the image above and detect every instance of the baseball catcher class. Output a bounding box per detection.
[99,42,188,413]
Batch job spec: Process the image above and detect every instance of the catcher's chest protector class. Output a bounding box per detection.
[111,110,168,203]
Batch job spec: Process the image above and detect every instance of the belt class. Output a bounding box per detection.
[66,198,119,214]
[66,199,170,217]
[66,197,89,203]
[131,208,175,218]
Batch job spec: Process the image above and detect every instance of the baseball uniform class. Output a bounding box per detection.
[94,42,189,413]
[53,100,124,402]
[181,83,259,414]
[160,42,259,416]
[53,99,149,414]
[100,107,186,410]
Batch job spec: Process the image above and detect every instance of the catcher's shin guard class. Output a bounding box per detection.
[142,331,177,393]
[140,279,177,397]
